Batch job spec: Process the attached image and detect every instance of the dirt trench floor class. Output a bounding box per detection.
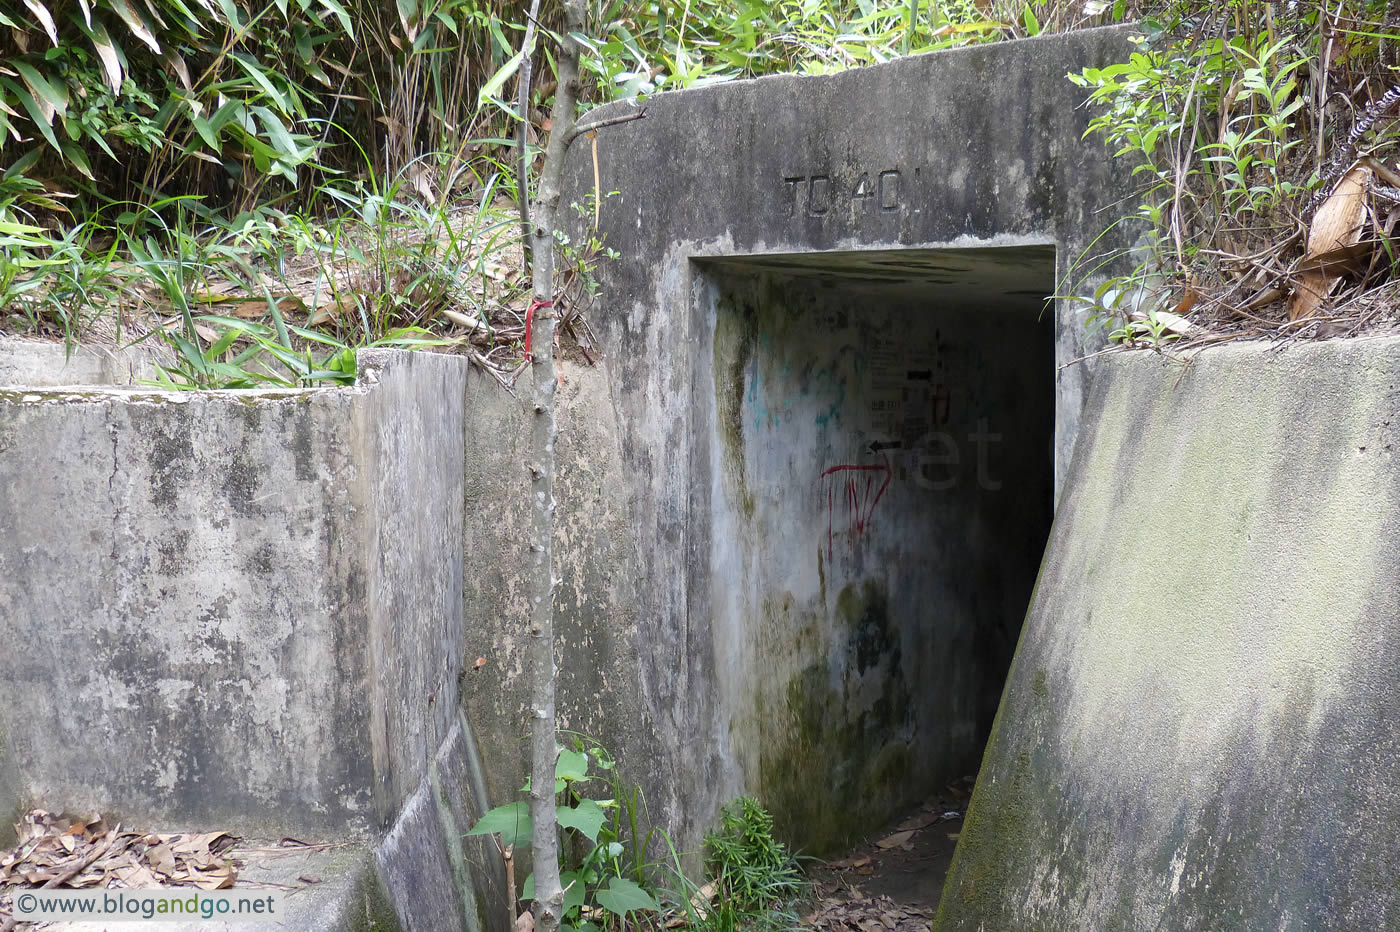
[801,776,973,932]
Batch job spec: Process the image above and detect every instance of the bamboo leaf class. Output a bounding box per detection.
[292,21,312,62]
[315,0,351,38]
[86,19,124,94]
[190,114,221,151]
[21,0,58,46]
[250,105,298,159]
[207,327,243,357]
[86,126,117,160]
[396,0,418,41]
[108,0,161,53]
[168,53,192,92]
[12,61,67,123]
[0,216,45,235]
[60,142,94,179]
[1,77,62,151]
[477,50,523,115]
[230,52,290,111]
[4,147,42,177]
[212,0,240,28]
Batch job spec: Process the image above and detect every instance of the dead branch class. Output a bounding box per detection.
[563,108,648,146]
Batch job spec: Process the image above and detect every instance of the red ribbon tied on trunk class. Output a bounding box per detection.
[524,298,553,358]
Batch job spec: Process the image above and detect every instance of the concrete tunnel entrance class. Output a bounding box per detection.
[695,245,1056,853]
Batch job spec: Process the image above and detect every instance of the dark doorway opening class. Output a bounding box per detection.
[695,246,1056,856]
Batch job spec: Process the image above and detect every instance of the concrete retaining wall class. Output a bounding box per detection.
[0,350,461,837]
[0,347,509,931]
[4,26,1153,918]
[938,336,1400,930]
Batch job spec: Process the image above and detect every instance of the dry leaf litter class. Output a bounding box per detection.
[0,808,327,930]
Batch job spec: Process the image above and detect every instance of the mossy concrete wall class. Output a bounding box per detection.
[5,25,1145,888]
[938,336,1400,929]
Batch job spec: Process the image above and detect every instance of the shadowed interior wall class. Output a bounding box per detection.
[695,254,1054,851]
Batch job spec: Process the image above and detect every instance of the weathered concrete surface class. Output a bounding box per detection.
[47,843,393,932]
[374,711,510,932]
[938,336,1400,930]
[460,358,661,824]
[0,350,464,838]
[532,28,1138,850]
[0,338,166,386]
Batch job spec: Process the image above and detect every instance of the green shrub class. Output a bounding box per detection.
[699,796,804,932]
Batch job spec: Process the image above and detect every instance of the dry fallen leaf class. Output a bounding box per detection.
[147,842,176,878]
[875,830,913,850]
[114,861,163,889]
[1291,162,1372,321]
[1171,285,1200,317]
[308,294,356,326]
[192,864,237,890]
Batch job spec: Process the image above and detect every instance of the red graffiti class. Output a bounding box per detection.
[820,456,892,559]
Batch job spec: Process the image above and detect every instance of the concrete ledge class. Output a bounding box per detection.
[939,336,1400,929]
[46,843,389,932]
[0,339,166,387]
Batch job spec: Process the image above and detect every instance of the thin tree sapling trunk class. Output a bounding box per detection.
[524,1,585,930]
